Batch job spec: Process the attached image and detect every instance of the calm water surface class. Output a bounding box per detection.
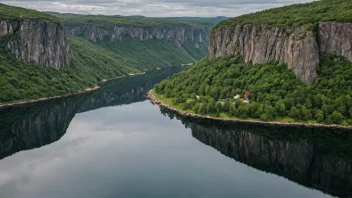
[0,68,350,198]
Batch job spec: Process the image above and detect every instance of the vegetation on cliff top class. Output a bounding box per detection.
[49,12,224,28]
[215,0,352,30]
[154,55,352,126]
[0,3,59,22]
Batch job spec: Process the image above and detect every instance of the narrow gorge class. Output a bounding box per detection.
[66,25,209,49]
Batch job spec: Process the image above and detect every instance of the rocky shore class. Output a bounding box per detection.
[147,90,352,130]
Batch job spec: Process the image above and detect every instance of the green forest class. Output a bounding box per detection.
[49,12,224,29]
[0,3,214,105]
[0,34,204,104]
[154,55,352,126]
[0,3,58,22]
[216,0,352,30]
[0,45,95,103]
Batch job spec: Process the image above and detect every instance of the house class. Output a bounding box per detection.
[244,92,251,100]
[243,99,250,104]
[234,94,242,100]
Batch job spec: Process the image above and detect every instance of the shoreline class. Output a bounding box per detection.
[146,90,352,130]
[0,71,148,109]
[0,85,100,109]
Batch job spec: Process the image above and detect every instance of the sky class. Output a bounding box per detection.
[2,0,316,17]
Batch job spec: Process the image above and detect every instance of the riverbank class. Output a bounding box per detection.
[0,71,150,109]
[0,85,100,109]
[147,90,352,130]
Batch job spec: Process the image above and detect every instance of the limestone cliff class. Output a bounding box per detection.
[67,25,208,48]
[209,22,352,85]
[0,19,70,68]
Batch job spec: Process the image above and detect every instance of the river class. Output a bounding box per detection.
[0,67,350,198]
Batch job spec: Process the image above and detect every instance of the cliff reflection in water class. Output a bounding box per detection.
[160,108,352,198]
[0,67,182,160]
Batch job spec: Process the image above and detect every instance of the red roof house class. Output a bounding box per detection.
[244,92,251,99]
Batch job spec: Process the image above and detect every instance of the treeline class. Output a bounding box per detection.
[216,0,352,30]
[0,3,58,22]
[155,55,352,125]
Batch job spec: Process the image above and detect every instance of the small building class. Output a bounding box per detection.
[196,95,200,100]
[243,99,250,104]
[244,92,251,100]
[234,94,242,100]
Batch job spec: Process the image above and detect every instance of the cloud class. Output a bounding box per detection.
[2,0,315,17]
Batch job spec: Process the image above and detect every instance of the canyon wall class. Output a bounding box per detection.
[66,25,209,48]
[0,19,70,68]
[209,22,352,85]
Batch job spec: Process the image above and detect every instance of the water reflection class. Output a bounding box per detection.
[0,66,350,197]
[0,67,182,160]
[161,108,352,198]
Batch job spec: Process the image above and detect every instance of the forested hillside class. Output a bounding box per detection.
[216,0,352,29]
[152,0,352,126]
[155,56,352,125]
[0,3,225,104]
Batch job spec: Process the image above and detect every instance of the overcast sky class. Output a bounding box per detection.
[2,0,315,17]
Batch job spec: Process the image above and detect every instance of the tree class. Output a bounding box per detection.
[230,103,237,117]
[331,111,344,124]
[274,100,286,117]
[193,103,200,113]
[337,105,347,116]
[238,103,249,119]
[260,113,268,121]
[283,98,295,109]
[300,106,311,121]
[266,105,275,120]
[314,110,324,123]
[223,99,231,113]
[289,106,299,120]
[321,104,329,117]
[199,104,207,115]
[215,102,223,116]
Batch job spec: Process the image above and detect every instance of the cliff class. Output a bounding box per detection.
[209,22,352,85]
[0,19,70,68]
[66,25,208,48]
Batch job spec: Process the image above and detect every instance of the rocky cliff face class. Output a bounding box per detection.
[209,22,352,85]
[319,22,352,62]
[67,25,208,48]
[0,19,70,68]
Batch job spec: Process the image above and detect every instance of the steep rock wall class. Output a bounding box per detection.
[0,19,70,68]
[67,25,208,48]
[319,22,352,62]
[209,22,352,85]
